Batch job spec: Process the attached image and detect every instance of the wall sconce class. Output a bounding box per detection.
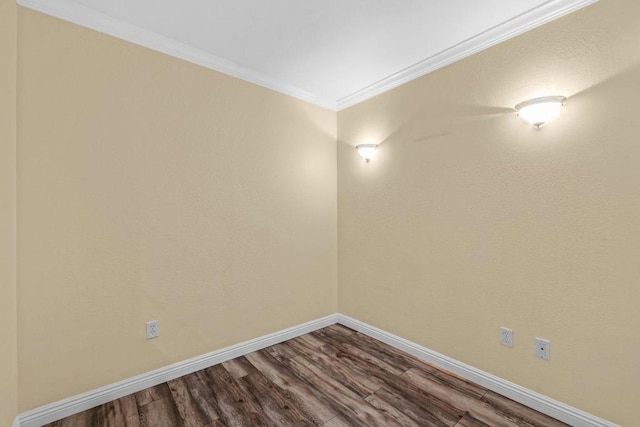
[515,96,566,128]
[356,144,379,162]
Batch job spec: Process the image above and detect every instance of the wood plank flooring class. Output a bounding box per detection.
[46,325,568,427]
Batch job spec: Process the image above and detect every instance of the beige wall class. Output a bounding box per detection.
[16,8,337,410]
[0,0,18,424]
[11,0,638,423]
[338,1,639,425]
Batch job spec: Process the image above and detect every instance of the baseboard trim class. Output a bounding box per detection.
[15,313,339,427]
[16,313,616,427]
[337,314,617,427]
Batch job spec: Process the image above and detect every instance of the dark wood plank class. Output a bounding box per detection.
[223,356,257,379]
[56,398,139,427]
[138,396,184,427]
[326,324,356,336]
[237,371,315,426]
[402,368,562,427]
[310,333,406,376]
[88,406,110,427]
[408,364,487,400]
[280,355,399,426]
[366,386,456,426]
[292,332,327,349]
[353,332,488,399]
[135,383,172,407]
[181,371,222,421]
[481,391,568,427]
[455,414,492,427]
[313,328,416,375]
[202,364,272,426]
[265,342,299,362]
[193,369,252,427]
[286,335,384,397]
[118,394,141,427]
[244,349,339,424]
[167,377,213,427]
[364,391,425,426]
[318,342,464,425]
[354,332,427,367]
[52,406,96,427]
[102,398,140,427]
[323,415,355,426]
[45,326,569,427]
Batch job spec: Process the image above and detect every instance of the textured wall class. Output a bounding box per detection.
[0,0,18,424]
[17,9,337,410]
[337,0,639,424]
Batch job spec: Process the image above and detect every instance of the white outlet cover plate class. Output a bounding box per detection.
[146,321,159,339]
[535,337,550,360]
[500,327,513,347]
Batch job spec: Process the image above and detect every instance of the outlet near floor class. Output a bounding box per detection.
[146,320,159,339]
[535,337,550,360]
[500,327,513,347]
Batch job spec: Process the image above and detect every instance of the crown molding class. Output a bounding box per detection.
[17,0,596,111]
[16,0,338,111]
[336,0,598,110]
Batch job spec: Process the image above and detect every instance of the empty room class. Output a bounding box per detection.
[1,0,638,426]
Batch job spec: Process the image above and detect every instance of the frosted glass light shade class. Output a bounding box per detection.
[356,144,378,161]
[515,96,566,128]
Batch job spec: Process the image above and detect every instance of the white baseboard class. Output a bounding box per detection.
[337,314,617,427]
[15,314,339,427]
[15,312,615,427]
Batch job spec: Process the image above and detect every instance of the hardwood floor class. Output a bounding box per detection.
[46,325,568,426]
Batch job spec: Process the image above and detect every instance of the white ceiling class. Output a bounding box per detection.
[19,0,596,110]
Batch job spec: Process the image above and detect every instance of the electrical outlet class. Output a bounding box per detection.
[146,320,159,339]
[500,327,513,347]
[535,337,550,360]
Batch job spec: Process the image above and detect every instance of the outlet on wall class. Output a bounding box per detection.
[535,337,550,360]
[500,327,513,347]
[146,320,159,339]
